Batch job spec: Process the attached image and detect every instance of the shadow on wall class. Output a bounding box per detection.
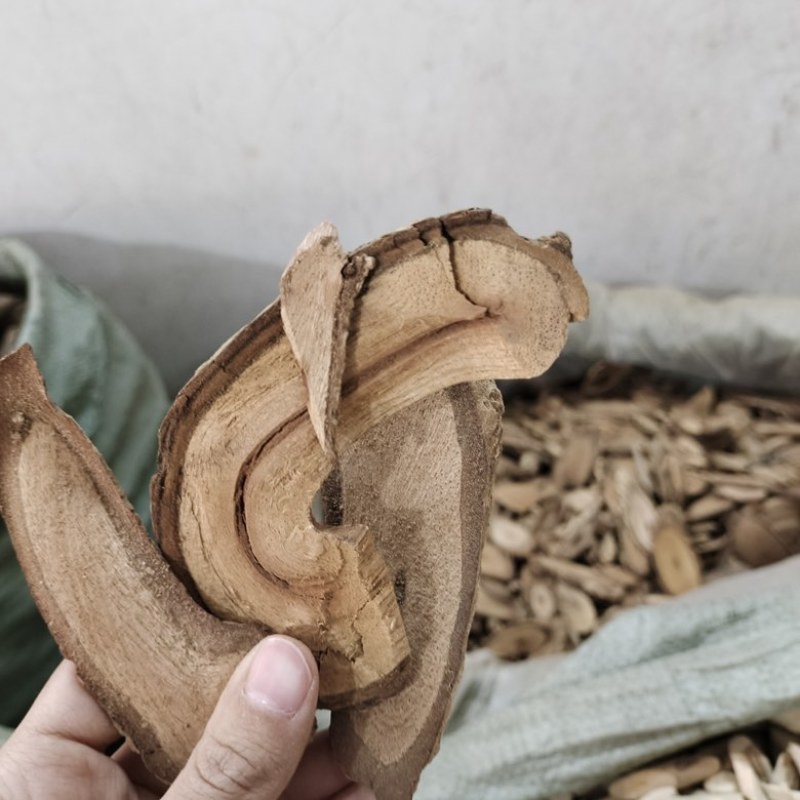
[17,232,284,397]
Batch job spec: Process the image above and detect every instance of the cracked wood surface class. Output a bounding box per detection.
[0,208,587,795]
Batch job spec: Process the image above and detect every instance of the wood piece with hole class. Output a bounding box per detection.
[0,209,588,797]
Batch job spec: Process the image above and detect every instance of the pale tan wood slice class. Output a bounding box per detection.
[670,755,723,789]
[0,347,262,782]
[489,514,537,556]
[486,620,549,659]
[652,506,702,595]
[280,221,374,455]
[481,541,516,581]
[327,382,503,800]
[1,209,587,793]
[610,768,678,800]
[705,770,741,794]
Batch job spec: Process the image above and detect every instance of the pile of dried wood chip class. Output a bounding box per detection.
[569,717,800,800]
[471,362,800,658]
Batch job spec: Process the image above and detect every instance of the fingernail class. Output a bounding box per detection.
[244,637,313,716]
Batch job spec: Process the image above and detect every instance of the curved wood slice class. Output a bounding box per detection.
[153,209,587,709]
[0,347,262,782]
[326,381,503,800]
[0,208,587,790]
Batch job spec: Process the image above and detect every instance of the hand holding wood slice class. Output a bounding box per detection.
[0,209,587,798]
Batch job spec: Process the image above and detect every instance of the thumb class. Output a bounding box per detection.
[166,635,318,800]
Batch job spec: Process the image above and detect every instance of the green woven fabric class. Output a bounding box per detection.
[418,564,800,799]
[0,239,169,727]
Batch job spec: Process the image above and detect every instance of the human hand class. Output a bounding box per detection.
[0,635,374,799]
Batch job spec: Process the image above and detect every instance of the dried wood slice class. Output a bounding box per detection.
[0,210,587,796]
[655,450,686,504]
[686,494,736,522]
[494,478,553,514]
[731,499,800,567]
[673,436,710,469]
[519,450,541,472]
[715,484,769,503]
[730,736,771,800]
[555,582,598,636]
[761,784,800,800]
[705,770,741,793]
[527,581,558,621]
[531,555,627,601]
[709,451,752,472]
[639,787,679,800]
[595,563,641,589]
[597,531,619,563]
[329,383,506,798]
[486,620,549,659]
[502,419,538,451]
[553,432,598,488]
[489,514,537,556]
[481,541,516,581]
[684,472,711,498]
[772,753,800,790]
[475,582,517,620]
[652,506,702,595]
[609,768,678,800]
[668,755,722,789]
[787,744,800,779]
[481,576,515,602]
[618,523,651,576]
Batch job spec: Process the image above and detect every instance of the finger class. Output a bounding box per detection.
[113,740,170,795]
[281,731,353,800]
[166,635,317,800]
[12,660,120,751]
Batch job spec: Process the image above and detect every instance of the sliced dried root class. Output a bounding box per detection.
[0,209,587,798]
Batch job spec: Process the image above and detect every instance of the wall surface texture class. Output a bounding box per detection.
[2,1,798,389]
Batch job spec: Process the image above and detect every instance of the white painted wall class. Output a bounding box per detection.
[2,1,799,390]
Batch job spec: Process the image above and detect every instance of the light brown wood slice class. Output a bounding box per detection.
[669,755,722,789]
[652,506,702,595]
[731,499,800,567]
[610,768,678,800]
[327,382,503,800]
[772,753,800,790]
[554,432,598,488]
[527,580,558,621]
[279,221,374,455]
[0,347,263,782]
[730,736,771,800]
[532,555,627,602]
[705,769,740,793]
[1,209,588,793]
[555,582,598,637]
[481,541,516,580]
[494,478,551,513]
[486,620,550,659]
[475,357,800,660]
[153,209,585,710]
[686,494,736,522]
[489,514,537,556]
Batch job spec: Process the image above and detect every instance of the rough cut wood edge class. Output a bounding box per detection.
[326,381,503,800]
[0,208,586,790]
[151,207,588,709]
[280,222,375,454]
[0,346,261,783]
